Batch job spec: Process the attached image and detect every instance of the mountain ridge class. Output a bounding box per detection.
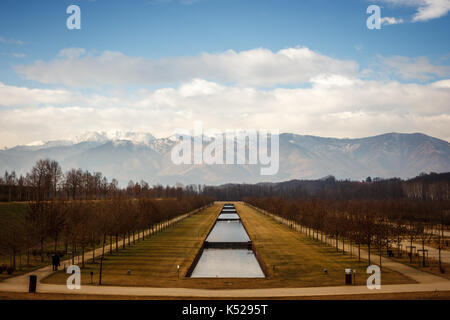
[1,131,449,186]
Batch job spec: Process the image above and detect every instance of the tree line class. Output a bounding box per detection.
[203,172,449,201]
[0,159,200,202]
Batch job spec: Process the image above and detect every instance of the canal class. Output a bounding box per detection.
[189,204,265,278]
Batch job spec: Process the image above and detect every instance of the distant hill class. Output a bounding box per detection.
[0,132,449,186]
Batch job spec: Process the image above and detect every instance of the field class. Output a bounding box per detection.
[42,202,413,289]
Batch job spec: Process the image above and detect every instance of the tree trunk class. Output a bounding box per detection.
[54,234,58,254]
[40,239,44,262]
[12,248,16,270]
[71,242,75,265]
[98,233,106,285]
[410,237,413,263]
[439,223,443,270]
[379,245,382,268]
[358,242,361,261]
[82,246,85,268]
[422,239,426,267]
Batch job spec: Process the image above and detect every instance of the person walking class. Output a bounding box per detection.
[51,254,57,271]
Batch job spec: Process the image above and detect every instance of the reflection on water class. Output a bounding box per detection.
[206,220,250,242]
[190,249,265,278]
[217,213,240,220]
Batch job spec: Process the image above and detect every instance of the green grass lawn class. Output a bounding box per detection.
[43,202,414,289]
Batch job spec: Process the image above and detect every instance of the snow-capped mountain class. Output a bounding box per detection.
[72,131,156,146]
[0,132,449,186]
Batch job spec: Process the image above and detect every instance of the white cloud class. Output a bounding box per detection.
[380,17,404,25]
[0,78,449,147]
[0,36,24,45]
[0,82,74,107]
[58,48,86,59]
[379,55,450,80]
[4,46,450,147]
[412,0,450,21]
[14,47,359,88]
[431,79,450,87]
[12,53,26,58]
[378,0,450,22]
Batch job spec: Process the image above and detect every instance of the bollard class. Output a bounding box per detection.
[345,268,352,285]
[29,275,37,293]
[90,271,94,284]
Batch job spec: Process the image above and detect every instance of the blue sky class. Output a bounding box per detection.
[0,0,449,146]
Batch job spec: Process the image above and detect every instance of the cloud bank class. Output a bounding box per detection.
[0,77,449,147]
[15,47,359,88]
[1,46,448,147]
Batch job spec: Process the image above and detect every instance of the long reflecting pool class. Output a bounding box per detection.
[206,220,250,242]
[190,249,265,278]
[217,213,240,220]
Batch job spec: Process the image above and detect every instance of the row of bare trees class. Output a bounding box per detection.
[0,195,213,271]
[0,159,200,202]
[245,197,450,270]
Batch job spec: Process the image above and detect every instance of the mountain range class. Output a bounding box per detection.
[0,132,449,186]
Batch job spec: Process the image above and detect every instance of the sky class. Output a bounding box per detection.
[0,0,449,147]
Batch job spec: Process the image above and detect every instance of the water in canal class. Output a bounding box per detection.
[217,213,240,220]
[206,220,250,242]
[190,249,265,278]
[189,207,265,278]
